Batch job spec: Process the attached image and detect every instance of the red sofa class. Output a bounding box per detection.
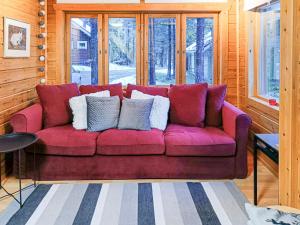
[10,86,251,181]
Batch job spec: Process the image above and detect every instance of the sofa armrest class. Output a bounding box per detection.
[10,103,43,133]
[222,101,252,178]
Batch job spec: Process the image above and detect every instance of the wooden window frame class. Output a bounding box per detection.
[104,13,141,85]
[251,5,280,105]
[66,14,103,85]
[143,14,181,86]
[66,12,219,87]
[181,13,219,85]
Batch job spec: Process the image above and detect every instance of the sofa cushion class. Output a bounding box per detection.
[125,84,169,98]
[97,128,165,155]
[36,125,99,156]
[118,98,154,131]
[206,85,227,127]
[165,124,236,157]
[36,83,80,128]
[79,83,123,99]
[169,83,208,127]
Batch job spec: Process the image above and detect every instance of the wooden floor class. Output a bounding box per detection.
[0,152,278,213]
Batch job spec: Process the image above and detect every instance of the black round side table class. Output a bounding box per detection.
[0,132,38,208]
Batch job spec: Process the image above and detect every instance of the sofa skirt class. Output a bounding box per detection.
[24,153,242,180]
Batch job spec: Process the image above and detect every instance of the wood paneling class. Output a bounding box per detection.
[47,0,239,106]
[237,0,279,176]
[279,0,300,208]
[0,0,45,182]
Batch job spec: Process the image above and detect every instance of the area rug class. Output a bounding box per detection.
[1,181,249,225]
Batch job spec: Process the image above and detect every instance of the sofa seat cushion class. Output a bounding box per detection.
[36,125,99,156]
[165,124,236,157]
[97,129,165,155]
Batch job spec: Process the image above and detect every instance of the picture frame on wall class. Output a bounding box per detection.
[3,17,31,58]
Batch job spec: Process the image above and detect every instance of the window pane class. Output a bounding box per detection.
[71,18,98,85]
[109,18,137,85]
[148,18,176,85]
[258,2,280,100]
[185,18,214,84]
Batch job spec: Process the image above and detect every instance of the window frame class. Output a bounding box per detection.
[143,14,181,86]
[66,12,219,87]
[252,2,280,103]
[104,13,141,85]
[181,13,219,85]
[66,14,103,85]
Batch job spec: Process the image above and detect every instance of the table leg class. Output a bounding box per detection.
[254,139,258,205]
[34,145,36,187]
[19,149,22,208]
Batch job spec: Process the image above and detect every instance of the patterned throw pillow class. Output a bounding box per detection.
[245,203,300,225]
[69,91,110,130]
[131,90,170,131]
[86,96,120,132]
[118,98,154,131]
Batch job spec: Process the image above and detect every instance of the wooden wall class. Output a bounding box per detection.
[0,0,44,181]
[237,0,279,175]
[279,0,300,208]
[46,0,239,105]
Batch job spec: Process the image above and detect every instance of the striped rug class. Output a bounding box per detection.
[1,182,249,225]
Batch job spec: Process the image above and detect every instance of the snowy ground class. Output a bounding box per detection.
[72,63,212,86]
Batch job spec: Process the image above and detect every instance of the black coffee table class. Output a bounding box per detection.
[0,132,38,208]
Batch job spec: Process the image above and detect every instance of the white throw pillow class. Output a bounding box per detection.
[245,203,300,225]
[131,90,170,131]
[69,91,110,130]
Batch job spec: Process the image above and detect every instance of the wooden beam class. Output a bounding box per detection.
[279,0,300,208]
[53,3,227,12]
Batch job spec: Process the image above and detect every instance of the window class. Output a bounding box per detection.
[147,16,179,85]
[67,13,218,86]
[77,41,88,49]
[257,2,280,100]
[107,17,138,85]
[184,17,215,84]
[70,17,98,85]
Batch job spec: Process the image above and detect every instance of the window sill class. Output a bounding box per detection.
[249,96,279,111]
[247,96,280,121]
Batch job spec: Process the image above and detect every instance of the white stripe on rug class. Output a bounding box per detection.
[34,184,74,225]
[202,182,233,225]
[90,183,110,225]
[25,184,60,225]
[99,183,124,225]
[152,183,166,225]
[159,183,185,225]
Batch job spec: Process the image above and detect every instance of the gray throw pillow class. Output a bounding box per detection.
[118,98,154,131]
[86,96,120,132]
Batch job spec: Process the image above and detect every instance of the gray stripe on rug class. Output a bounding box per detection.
[159,183,184,225]
[173,182,203,225]
[187,182,221,225]
[100,183,124,225]
[35,184,74,225]
[72,184,102,225]
[118,183,138,225]
[54,184,88,225]
[210,182,249,224]
[138,183,155,225]
[225,181,249,216]
[5,185,52,225]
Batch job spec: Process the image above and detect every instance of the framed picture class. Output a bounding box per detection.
[3,18,31,58]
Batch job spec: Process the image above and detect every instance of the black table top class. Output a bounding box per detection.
[255,133,279,151]
[0,133,38,153]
